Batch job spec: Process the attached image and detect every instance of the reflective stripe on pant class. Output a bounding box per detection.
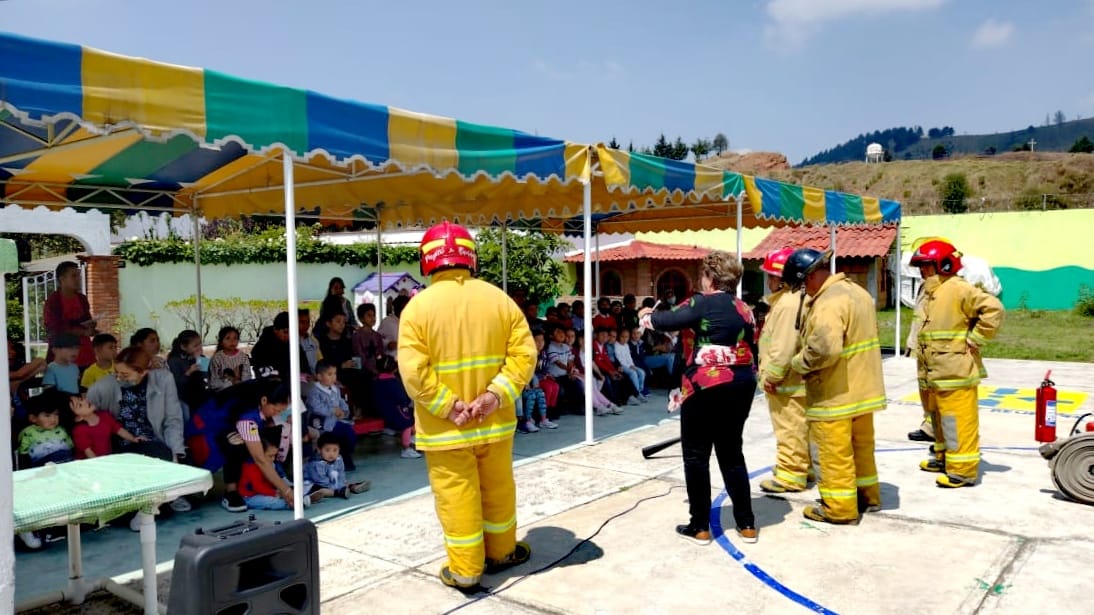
[766,393,810,489]
[924,387,980,481]
[809,413,879,521]
[424,438,517,583]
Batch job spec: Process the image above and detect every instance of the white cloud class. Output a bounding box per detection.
[970,19,1014,49]
[765,0,947,47]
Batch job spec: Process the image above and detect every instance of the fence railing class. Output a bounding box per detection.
[22,264,86,362]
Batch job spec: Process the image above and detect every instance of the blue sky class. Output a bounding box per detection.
[3,0,1093,163]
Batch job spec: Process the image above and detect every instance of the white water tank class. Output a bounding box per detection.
[866,143,884,163]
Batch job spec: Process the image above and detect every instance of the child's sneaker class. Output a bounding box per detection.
[516,422,531,434]
[538,418,558,429]
[594,407,608,416]
[18,532,42,550]
[169,497,192,513]
[627,396,641,406]
[524,420,539,433]
[609,404,624,415]
[401,448,423,459]
[221,491,248,513]
[350,480,371,494]
[640,394,650,403]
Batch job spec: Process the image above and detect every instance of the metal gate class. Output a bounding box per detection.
[21,263,86,362]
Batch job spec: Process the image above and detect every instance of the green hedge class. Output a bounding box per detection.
[114,226,419,267]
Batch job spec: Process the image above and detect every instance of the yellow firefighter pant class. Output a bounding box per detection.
[766,393,811,489]
[809,414,880,522]
[924,387,980,481]
[424,438,517,584]
[918,389,936,438]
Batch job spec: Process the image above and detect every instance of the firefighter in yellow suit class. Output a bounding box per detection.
[757,248,811,493]
[768,248,886,524]
[398,221,537,590]
[910,239,1004,488]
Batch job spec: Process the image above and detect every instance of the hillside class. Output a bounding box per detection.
[765,153,1094,215]
[802,117,1094,165]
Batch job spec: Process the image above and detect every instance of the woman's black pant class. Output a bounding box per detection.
[679,379,756,531]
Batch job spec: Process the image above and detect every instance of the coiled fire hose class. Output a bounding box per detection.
[1040,413,1094,505]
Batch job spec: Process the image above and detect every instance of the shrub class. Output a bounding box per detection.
[938,173,970,213]
[1076,285,1094,318]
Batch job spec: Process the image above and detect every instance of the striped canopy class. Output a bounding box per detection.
[0,31,900,231]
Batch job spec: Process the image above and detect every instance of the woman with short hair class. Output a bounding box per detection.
[641,250,760,545]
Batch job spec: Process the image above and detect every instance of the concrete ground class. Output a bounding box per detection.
[17,356,1094,614]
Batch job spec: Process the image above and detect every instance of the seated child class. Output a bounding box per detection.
[518,331,554,432]
[209,326,252,391]
[613,329,648,403]
[304,432,371,499]
[80,333,117,389]
[43,333,81,394]
[304,360,359,470]
[70,392,145,459]
[372,356,421,459]
[18,389,75,466]
[239,438,322,510]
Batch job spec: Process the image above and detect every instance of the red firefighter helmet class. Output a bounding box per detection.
[909,239,962,275]
[760,247,795,276]
[419,221,477,276]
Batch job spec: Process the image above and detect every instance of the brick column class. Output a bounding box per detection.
[78,255,121,337]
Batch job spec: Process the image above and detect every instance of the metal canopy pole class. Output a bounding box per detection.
[895,222,902,353]
[282,154,305,519]
[501,222,508,294]
[0,279,14,613]
[192,204,204,340]
[830,226,838,274]
[376,209,383,315]
[736,199,743,297]
[582,180,595,445]
[594,227,601,298]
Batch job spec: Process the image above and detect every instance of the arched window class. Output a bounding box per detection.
[600,270,623,296]
[655,269,690,302]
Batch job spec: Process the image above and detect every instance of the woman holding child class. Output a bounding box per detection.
[641,250,760,546]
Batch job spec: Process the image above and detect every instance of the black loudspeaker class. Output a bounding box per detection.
[168,516,320,615]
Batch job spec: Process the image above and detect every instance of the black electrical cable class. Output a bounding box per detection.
[1069,412,1093,437]
[439,484,684,615]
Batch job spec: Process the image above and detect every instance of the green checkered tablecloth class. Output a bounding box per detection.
[13,453,213,532]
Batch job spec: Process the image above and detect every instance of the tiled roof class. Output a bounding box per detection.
[564,240,710,263]
[743,225,898,260]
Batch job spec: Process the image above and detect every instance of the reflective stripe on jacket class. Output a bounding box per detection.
[398,269,536,451]
[790,274,887,421]
[915,275,1004,390]
[758,288,805,398]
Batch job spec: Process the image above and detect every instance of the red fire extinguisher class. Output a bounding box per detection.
[1035,370,1057,443]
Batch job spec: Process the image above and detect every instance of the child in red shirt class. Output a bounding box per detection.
[70,393,145,459]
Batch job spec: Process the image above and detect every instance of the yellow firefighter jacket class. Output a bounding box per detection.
[759,287,806,398]
[905,283,927,354]
[914,274,1004,390]
[790,273,887,421]
[398,269,537,451]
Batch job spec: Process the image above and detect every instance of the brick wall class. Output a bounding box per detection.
[78,255,121,337]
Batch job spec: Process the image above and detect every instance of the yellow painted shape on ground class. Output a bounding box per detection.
[900,386,1088,415]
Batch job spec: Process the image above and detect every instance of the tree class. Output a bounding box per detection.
[931,144,947,160]
[712,133,729,155]
[474,228,568,304]
[1069,135,1094,153]
[1054,110,1067,126]
[651,134,673,158]
[938,173,970,214]
[690,138,711,161]
[608,137,620,150]
[627,141,635,153]
[670,137,689,161]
